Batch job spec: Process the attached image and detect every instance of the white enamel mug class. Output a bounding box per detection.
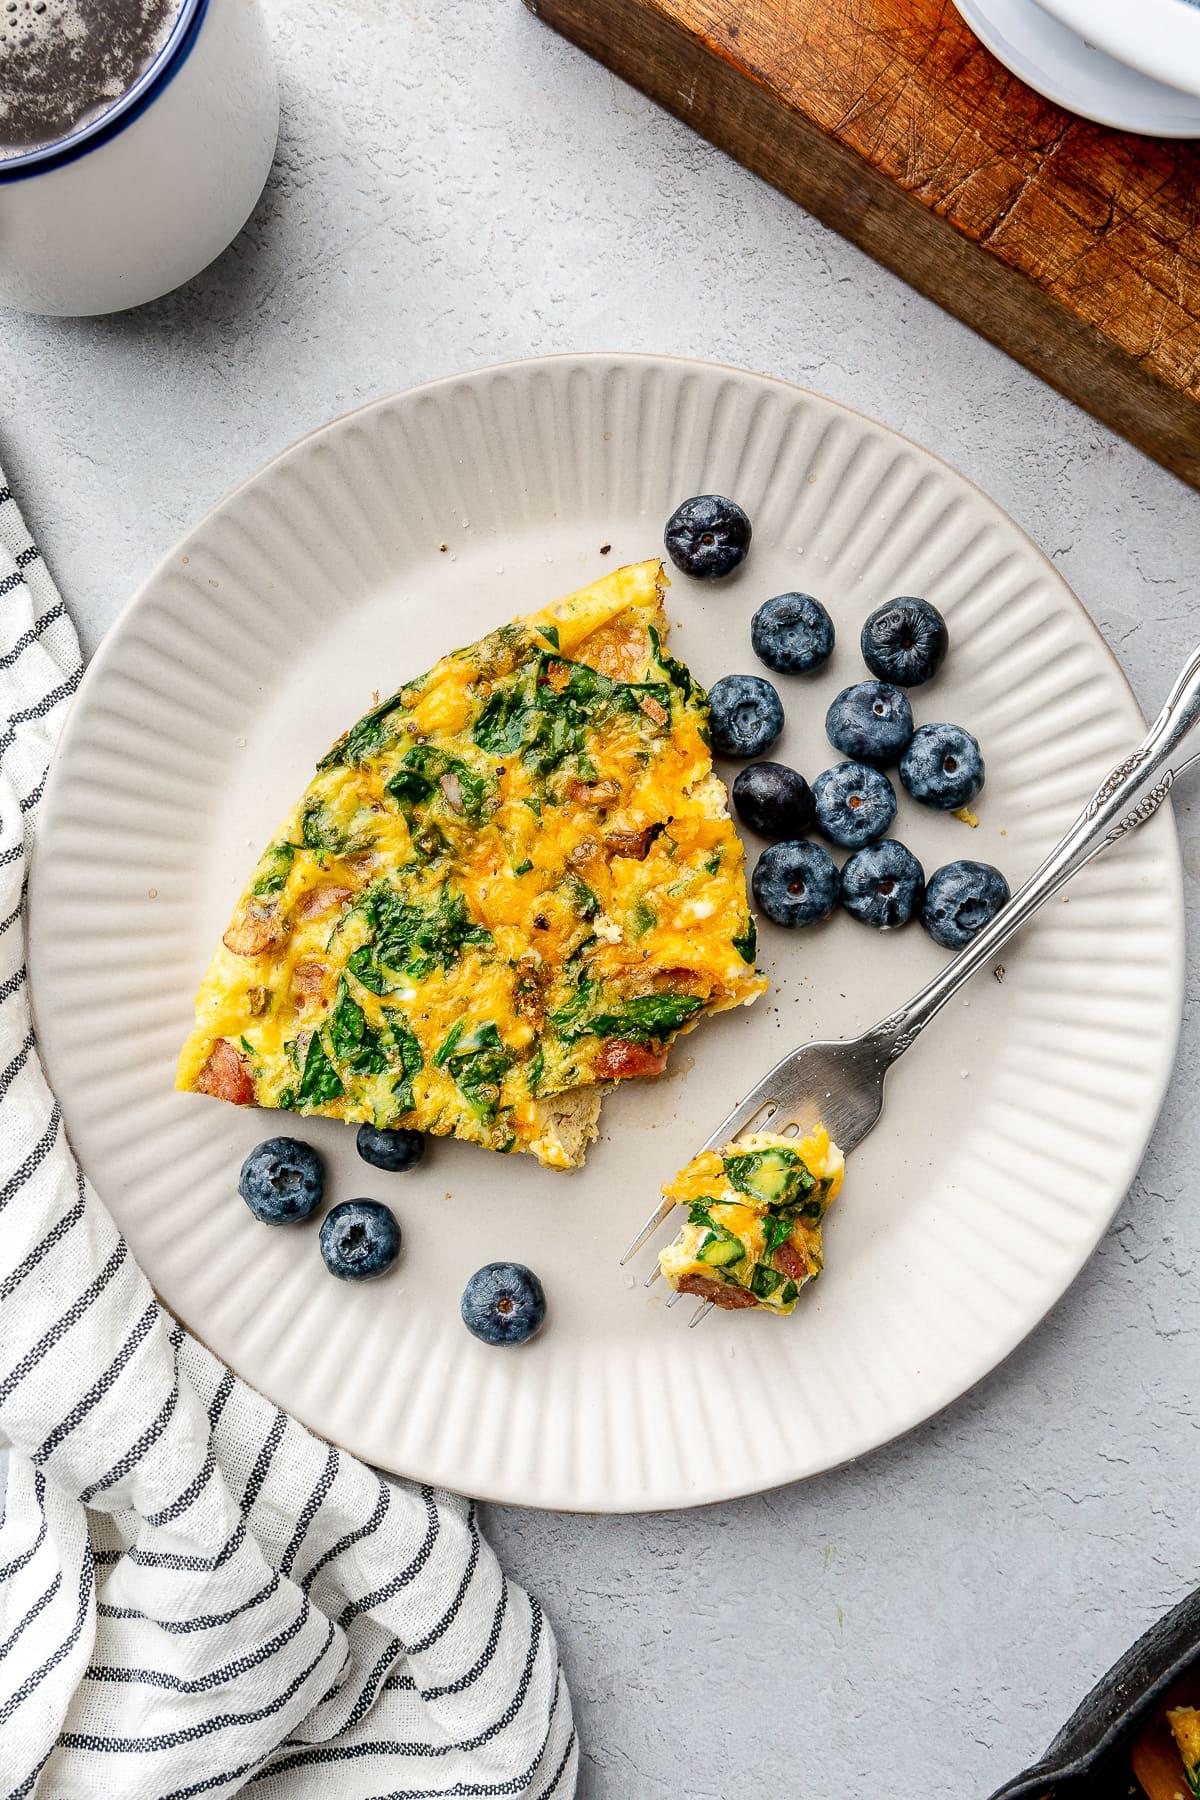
[0,0,279,317]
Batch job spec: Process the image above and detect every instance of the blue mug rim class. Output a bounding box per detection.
[0,0,211,186]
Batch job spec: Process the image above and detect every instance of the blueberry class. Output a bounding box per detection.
[319,1199,401,1281]
[812,761,896,849]
[238,1137,324,1226]
[707,674,784,759]
[752,839,839,928]
[921,861,1010,950]
[861,598,949,687]
[900,723,985,811]
[732,762,814,839]
[840,840,925,930]
[461,1262,547,1346]
[825,680,913,767]
[751,592,834,675]
[357,1123,425,1172]
[664,494,752,580]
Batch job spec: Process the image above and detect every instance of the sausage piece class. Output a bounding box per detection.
[194,1039,255,1105]
[676,1272,759,1310]
[595,1038,668,1081]
[772,1241,810,1284]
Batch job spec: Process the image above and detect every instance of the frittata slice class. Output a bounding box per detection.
[177,559,765,1167]
[1133,1699,1200,1800]
[1168,1710,1200,1797]
[658,1128,844,1313]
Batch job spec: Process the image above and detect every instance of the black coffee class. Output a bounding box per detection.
[0,0,183,158]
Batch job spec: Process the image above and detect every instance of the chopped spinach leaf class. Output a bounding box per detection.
[328,979,390,1076]
[723,1146,813,1206]
[552,990,703,1045]
[358,882,490,976]
[565,874,600,920]
[297,1032,344,1107]
[731,918,757,964]
[472,677,537,758]
[433,1019,466,1067]
[347,944,389,995]
[276,1085,297,1111]
[523,655,674,778]
[629,901,657,938]
[440,1022,513,1124]
[301,798,369,859]
[386,747,493,825]
[762,1212,796,1254]
[540,624,560,650]
[547,974,600,1040]
[384,1012,424,1112]
[317,691,408,770]
[386,765,436,812]
[252,841,296,897]
[647,623,703,708]
[513,858,533,877]
[527,1045,545,1096]
[751,1262,784,1299]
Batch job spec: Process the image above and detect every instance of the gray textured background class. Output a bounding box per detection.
[5,3,1200,1794]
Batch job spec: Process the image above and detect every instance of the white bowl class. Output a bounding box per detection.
[1034,0,1200,100]
[953,0,1200,134]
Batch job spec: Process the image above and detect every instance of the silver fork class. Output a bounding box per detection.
[623,641,1200,1326]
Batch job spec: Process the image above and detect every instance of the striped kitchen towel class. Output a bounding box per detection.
[0,462,578,1800]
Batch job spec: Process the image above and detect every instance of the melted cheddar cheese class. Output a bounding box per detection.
[658,1128,844,1313]
[177,559,765,1166]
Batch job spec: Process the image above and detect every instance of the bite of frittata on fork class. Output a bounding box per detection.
[658,1128,844,1313]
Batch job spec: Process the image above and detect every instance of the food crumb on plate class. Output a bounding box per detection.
[954,806,979,828]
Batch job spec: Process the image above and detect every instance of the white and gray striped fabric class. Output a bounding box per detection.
[0,464,577,1800]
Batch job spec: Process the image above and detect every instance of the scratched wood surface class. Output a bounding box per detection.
[525,0,1200,488]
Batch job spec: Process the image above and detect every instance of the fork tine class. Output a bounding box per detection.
[643,1264,663,1289]
[688,1300,715,1329]
[666,1290,683,1309]
[619,1195,677,1266]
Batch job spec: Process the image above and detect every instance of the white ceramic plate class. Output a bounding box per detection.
[952,0,1200,134]
[28,354,1183,1512]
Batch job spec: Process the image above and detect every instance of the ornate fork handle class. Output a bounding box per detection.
[868,641,1200,1065]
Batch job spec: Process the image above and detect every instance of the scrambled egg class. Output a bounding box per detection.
[659,1127,844,1314]
[1132,1699,1200,1799]
[177,559,765,1166]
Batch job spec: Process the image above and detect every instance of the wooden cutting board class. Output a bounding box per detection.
[524,0,1200,489]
